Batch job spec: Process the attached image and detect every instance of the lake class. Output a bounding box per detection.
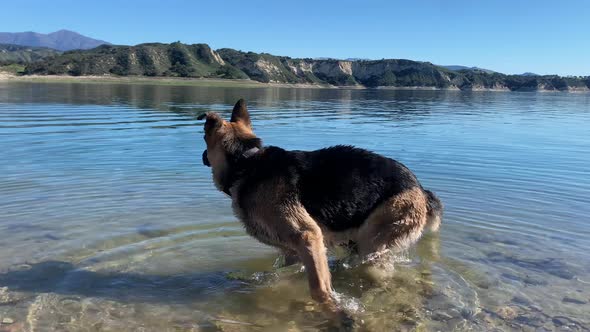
[0,82,589,331]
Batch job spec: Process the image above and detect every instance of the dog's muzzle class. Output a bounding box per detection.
[202,150,211,167]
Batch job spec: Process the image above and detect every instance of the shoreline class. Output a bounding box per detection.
[0,73,588,92]
[0,73,342,89]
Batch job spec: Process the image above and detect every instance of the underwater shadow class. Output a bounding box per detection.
[0,232,448,307]
[0,260,247,304]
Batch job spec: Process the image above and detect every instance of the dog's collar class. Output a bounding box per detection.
[242,147,260,159]
[222,147,261,196]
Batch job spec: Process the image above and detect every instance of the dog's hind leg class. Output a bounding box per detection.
[356,187,429,259]
[353,188,429,284]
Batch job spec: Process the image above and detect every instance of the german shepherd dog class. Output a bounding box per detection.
[198,99,442,320]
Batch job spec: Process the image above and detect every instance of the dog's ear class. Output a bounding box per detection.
[198,112,223,132]
[230,99,251,128]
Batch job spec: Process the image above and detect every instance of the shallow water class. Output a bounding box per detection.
[0,82,589,331]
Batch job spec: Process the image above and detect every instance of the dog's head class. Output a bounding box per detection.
[198,99,261,191]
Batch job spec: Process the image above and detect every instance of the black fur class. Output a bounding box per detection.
[424,189,443,219]
[224,137,262,165]
[233,145,424,232]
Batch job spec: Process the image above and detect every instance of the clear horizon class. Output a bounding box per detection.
[1,0,589,76]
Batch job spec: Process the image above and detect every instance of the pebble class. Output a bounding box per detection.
[511,296,531,305]
[420,270,432,276]
[552,316,580,328]
[552,317,567,327]
[562,296,587,305]
[432,312,453,321]
[496,306,518,321]
[1,317,14,324]
[514,313,545,328]
[523,275,547,286]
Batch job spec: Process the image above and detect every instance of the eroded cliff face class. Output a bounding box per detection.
[254,59,287,83]
[470,83,511,91]
[313,60,353,76]
[284,60,313,76]
[210,49,225,66]
[566,85,590,92]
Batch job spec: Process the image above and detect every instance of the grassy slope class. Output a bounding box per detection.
[0,44,60,64]
[0,63,26,74]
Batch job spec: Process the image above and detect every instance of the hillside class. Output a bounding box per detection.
[25,42,246,78]
[0,30,110,51]
[441,65,497,74]
[0,44,60,64]
[22,42,590,91]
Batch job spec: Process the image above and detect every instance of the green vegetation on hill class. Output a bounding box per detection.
[25,43,247,79]
[0,44,60,65]
[12,42,590,91]
[0,63,26,74]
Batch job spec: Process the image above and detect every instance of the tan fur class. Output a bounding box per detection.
[204,115,256,191]
[319,187,429,256]
[426,213,442,232]
[232,178,336,309]
[357,187,428,255]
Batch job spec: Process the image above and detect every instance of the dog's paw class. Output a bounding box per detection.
[337,311,356,331]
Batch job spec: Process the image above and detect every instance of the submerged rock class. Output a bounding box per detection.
[496,306,518,321]
[523,274,548,286]
[511,296,532,305]
[562,296,588,305]
[1,317,15,324]
[551,315,587,330]
[431,311,453,321]
[485,251,576,280]
[514,311,548,328]
[0,287,30,306]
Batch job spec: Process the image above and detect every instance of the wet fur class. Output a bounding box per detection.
[199,99,443,318]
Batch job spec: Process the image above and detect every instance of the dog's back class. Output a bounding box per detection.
[298,145,421,231]
[235,145,441,234]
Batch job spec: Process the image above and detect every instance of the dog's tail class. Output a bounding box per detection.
[424,189,443,232]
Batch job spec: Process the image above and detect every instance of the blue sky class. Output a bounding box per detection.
[1,0,589,76]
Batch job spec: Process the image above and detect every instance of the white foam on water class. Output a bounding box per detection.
[332,291,365,314]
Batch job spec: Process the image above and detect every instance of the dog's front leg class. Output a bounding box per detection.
[296,229,354,328]
[297,230,333,305]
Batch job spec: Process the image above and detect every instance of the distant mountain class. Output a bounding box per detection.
[22,42,590,92]
[0,44,60,64]
[0,30,110,51]
[520,72,539,76]
[442,65,497,74]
